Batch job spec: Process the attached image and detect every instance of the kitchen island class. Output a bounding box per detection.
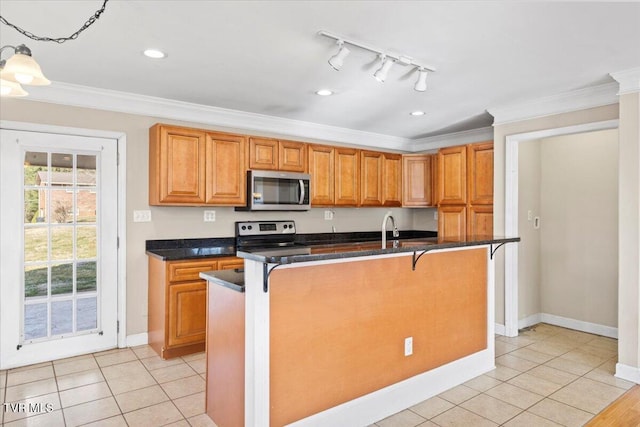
[201,235,518,427]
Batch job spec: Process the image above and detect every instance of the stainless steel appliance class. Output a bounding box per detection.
[235,220,310,256]
[236,170,311,211]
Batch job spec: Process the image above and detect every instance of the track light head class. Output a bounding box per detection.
[414,67,428,92]
[328,41,350,71]
[373,56,394,83]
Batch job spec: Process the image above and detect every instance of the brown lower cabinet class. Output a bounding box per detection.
[148,255,243,359]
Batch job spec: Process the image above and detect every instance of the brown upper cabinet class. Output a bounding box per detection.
[335,148,360,206]
[437,145,467,205]
[467,141,494,205]
[248,137,307,172]
[402,154,436,207]
[308,144,335,206]
[149,124,247,206]
[361,151,402,207]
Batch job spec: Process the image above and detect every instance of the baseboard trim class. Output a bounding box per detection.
[519,314,542,330]
[616,363,640,384]
[540,313,617,338]
[495,323,506,336]
[125,333,148,347]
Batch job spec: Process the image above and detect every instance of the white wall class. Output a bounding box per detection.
[518,140,542,320]
[539,129,618,328]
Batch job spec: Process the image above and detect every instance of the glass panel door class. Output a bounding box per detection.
[23,150,100,343]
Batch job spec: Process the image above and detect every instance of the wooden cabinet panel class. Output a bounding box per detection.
[219,258,244,270]
[205,132,247,205]
[168,281,207,347]
[438,146,467,205]
[279,140,307,172]
[249,137,278,170]
[149,124,207,205]
[467,141,494,205]
[168,259,219,282]
[402,154,435,207]
[335,148,360,206]
[308,145,335,206]
[382,153,402,207]
[360,151,384,206]
[438,205,467,240]
[467,205,493,237]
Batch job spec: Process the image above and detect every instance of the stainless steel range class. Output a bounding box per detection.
[235,220,310,256]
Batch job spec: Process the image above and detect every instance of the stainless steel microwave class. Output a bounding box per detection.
[236,170,311,211]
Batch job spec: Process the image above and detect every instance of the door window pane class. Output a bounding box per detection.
[51,300,73,335]
[51,263,73,295]
[24,151,48,186]
[24,265,48,299]
[77,297,97,331]
[76,190,96,223]
[77,261,97,293]
[24,227,48,262]
[51,189,73,224]
[51,227,73,260]
[24,303,48,340]
[51,153,73,178]
[76,226,96,259]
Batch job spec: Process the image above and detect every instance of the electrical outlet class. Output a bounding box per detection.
[404,337,413,356]
[324,210,334,220]
[133,210,151,222]
[433,210,438,220]
[527,210,533,221]
[204,210,216,222]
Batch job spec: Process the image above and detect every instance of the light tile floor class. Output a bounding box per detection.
[0,324,631,426]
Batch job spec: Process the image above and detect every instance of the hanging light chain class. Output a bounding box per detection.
[0,0,110,44]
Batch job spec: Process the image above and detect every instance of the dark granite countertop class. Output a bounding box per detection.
[145,231,437,261]
[237,235,520,265]
[200,269,245,293]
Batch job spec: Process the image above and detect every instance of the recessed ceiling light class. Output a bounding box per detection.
[143,49,166,59]
[410,111,426,116]
[315,89,333,96]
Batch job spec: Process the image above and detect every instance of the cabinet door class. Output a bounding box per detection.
[438,146,467,205]
[308,145,335,206]
[360,151,384,206]
[149,125,206,205]
[382,153,402,207]
[402,154,434,207]
[205,132,248,205]
[218,257,244,270]
[167,281,207,347]
[335,148,360,206]
[249,137,278,170]
[467,141,494,205]
[278,140,307,172]
[438,205,467,240]
[467,205,493,237]
[168,259,218,282]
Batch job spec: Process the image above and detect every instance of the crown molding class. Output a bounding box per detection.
[22,81,412,151]
[410,127,494,151]
[610,67,640,95]
[487,82,619,126]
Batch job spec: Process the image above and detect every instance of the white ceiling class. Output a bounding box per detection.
[1,1,639,147]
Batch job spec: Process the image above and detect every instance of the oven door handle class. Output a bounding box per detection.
[298,179,305,204]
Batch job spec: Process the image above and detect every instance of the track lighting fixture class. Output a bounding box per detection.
[414,67,428,92]
[328,40,350,71]
[319,30,435,92]
[374,55,394,83]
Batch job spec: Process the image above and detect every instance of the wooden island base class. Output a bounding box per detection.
[206,246,495,427]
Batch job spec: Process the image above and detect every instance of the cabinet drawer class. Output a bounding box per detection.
[168,259,219,282]
[218,258,244,270]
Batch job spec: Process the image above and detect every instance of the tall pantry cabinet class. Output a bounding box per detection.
[437,141,494,239]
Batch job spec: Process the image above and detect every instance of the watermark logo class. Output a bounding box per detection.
[2,402,54,413]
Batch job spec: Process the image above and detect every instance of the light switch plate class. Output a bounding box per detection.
[324,210,334,220]
[133,210,151,222]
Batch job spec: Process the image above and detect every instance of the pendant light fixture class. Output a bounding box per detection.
[319,30,436,92]
[0,0,110,97]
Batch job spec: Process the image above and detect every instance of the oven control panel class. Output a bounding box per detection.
[235,220,296,236]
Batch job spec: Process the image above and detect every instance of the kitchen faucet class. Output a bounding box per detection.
[381,211,399,249]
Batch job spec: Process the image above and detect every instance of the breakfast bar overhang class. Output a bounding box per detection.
[201,236,519,426]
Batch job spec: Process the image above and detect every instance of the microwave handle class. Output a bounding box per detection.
[298,179,305,204]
